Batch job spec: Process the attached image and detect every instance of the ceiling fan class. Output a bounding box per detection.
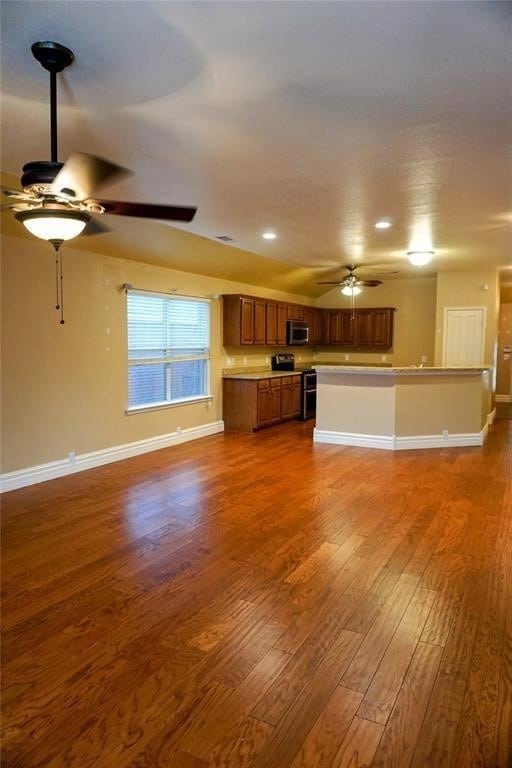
[318,264,383,296]
[2,41,198,322]
[3,42,197,239]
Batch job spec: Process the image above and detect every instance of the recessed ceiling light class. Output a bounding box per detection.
[262,232,276,240]
[407,250,434,267]
[375,220,392,230]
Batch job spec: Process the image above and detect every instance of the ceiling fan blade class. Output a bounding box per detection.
[52,153,131,200]
[317,281,344,285]
[358,280,383,287]
[82,217,112,236]
[89,199,197,223]
[2,186,35,201]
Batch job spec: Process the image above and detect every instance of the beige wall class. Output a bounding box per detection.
[434,270,499,367]
[315,277,437,366]
[1,235,315,474]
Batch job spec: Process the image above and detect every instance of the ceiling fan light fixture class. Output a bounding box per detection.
[375,219,392,230]
[15,208,90,241]
[407,250,434,267]
[341,285,362,296]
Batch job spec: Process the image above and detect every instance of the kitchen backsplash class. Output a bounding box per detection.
[221,347,399,374]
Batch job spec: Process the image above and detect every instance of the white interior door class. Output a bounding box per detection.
[443,307,485,366]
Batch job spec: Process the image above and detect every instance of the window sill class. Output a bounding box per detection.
[125,395,213,415]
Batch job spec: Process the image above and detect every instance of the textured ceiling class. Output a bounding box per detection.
[1,0,511,295]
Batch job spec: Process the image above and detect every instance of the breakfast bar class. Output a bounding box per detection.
[314,366,493,450]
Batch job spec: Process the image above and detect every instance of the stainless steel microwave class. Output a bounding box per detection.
[286,320,309,346]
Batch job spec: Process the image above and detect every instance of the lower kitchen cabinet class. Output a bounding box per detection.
[280,378,301,420]
[223,375,301,432]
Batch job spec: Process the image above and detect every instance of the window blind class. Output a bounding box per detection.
[127,291,210,409]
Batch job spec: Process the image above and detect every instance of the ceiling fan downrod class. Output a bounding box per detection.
[31,41,74,163]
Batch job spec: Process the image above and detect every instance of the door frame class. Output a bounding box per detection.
[442,306,486,367]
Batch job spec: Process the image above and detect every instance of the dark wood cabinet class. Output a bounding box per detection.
[240,298,254,345]
[339,311,356,346]
[223,295,267,346]
[281,375,301,419]
[312,309,325,345]
[254,300,266,345]
[224,374,301,432]
[257,382,273,427]
[223,294,393,350]
[303,308,324,345]
[287,305,304,321]
[323,308,394,349]
[303,307,314,336]
[356,310,373,346]
[266,302,288,346]
[277,304,288,345]
[372,308,393,347]
[265,302,277,345]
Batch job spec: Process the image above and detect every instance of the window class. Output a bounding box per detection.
[127,291,210,410]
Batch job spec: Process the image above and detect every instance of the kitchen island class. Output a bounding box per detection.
[314,366,493,450]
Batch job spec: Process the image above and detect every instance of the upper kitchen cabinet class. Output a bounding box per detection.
[222,294,393,350]
[266,302,288,346]
[287,305,304,321]
[223,295,266,346]
[323,308,395,349]
[372,308,394,347]
[325,310,356,346]
[303,308,324,345]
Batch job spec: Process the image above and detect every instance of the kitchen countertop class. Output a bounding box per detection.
[221,362,393,379]
[315,365,489,375]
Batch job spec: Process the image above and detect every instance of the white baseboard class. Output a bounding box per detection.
[495,394,512,403]
[313,428,484,451]
[0,421,224,493]
[313,429,395,450]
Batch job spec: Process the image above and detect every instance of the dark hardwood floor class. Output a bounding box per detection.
[1,418,511,767]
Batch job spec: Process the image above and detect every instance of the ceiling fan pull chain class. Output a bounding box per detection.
[55,250,60,310]
[50,238,65,323]
[59,248,65,324]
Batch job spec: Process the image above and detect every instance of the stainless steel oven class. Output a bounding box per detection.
[300,370,317,420]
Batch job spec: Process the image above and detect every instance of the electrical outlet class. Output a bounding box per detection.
[266,355,270,364]
[421,355,427,363]
[381,354,387,362]
[68,451,76,464]
[442,429,448,439]
[243,356,247,365]
[176,426,182,434]
[226,356,234,366]
[344,353,350,361]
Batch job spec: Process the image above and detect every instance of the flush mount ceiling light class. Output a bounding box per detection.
[407,250,434,266]
[375,219,392,230]
[341,285,362,296]
[262,232,276,240]
[15,208,90,242]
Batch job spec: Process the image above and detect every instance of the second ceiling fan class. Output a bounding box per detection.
[317,264,383,296]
